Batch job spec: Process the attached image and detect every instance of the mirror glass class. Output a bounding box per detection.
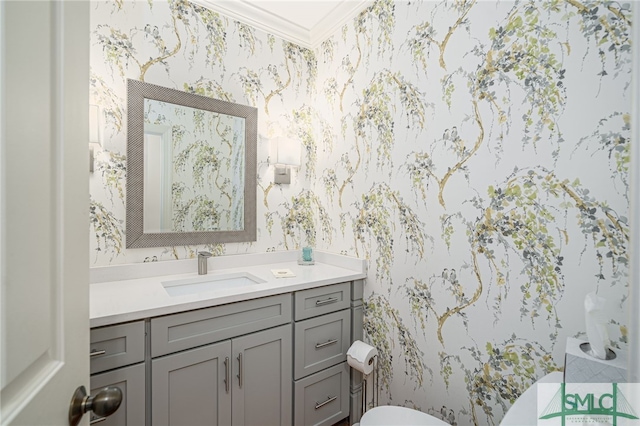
[142,99,245,233]
[127,79,257,248]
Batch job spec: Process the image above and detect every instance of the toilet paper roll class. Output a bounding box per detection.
[347,340,378,375]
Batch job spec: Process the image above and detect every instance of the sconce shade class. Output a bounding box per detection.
[274,136,301,166]
[89,104,101,145]
[89,104,101,173]
[270,136,301,184]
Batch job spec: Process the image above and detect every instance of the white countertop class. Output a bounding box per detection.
[90,251,367,328]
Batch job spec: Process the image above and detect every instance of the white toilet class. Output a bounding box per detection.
[357,372,563,426]
[500,371,563,425]
[359,406,449,425]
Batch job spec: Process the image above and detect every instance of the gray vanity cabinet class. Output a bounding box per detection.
[292,282,355,426]
[90,281,363,426]
[152,324,292,426]
[89,321,146,426]
[150,294,293,426]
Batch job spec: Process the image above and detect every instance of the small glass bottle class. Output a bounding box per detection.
[298,246,315,265]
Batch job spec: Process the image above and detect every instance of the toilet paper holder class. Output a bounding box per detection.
[362,355,378,415]
[347,340,379,418]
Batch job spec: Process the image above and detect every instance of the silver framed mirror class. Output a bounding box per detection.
[126,79,257,248]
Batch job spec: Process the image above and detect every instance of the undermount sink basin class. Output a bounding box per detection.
[162,272,266,297]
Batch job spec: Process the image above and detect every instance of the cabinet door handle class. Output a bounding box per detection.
[315,339,338,349]
[224,357,230,393]
[315,395,337,410]
[237,353,243,389]
[315,297,338,306]
[90,417,107,425]
[90,349,106,357]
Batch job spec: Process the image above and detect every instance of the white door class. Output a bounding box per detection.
[1,1,90,425]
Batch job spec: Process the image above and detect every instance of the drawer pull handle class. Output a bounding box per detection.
[90,417,107,425]
[224,357,230,393]
[315,339,338,349]
[90,349,106,357]
[315,297,338,306]
[315,395,337,410]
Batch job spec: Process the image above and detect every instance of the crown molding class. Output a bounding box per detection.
[310,0,373,47]
[191,0,373,49]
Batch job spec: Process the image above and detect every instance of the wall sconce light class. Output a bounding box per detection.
[270,136,301,184]
[89,104,102,173]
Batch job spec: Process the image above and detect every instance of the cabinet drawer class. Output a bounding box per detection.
[294,362,349,426]
[294,282,350,321]
[151,294,291,357]
[90,363,146,426]
[294,310,350,379]
[90,321,145,374]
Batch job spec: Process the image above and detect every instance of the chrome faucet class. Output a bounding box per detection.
[197,251,212,275]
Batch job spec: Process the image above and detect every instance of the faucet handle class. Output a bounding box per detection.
[198,251,212,258]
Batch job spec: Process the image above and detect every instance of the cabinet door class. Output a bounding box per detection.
[152,340,232,426]
[90,363,145,426]
[232,324,292,426]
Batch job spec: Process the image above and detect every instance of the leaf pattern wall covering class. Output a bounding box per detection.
[89,1,631,424]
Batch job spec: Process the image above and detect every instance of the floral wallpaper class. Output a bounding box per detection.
[89,0,632,424]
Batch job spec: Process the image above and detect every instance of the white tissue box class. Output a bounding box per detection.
[564,337,628,383]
